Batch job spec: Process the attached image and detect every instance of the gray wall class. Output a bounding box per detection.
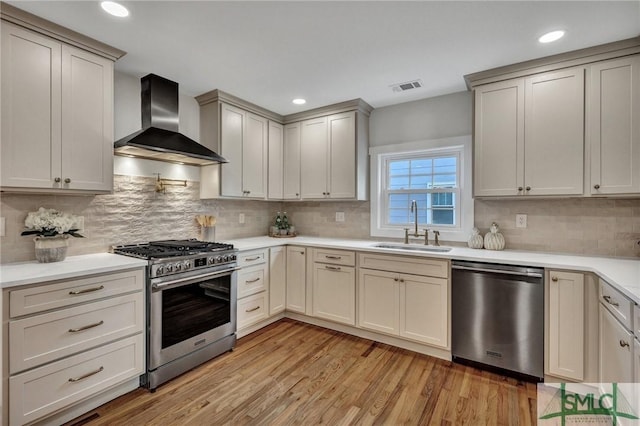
[369,91,472,146]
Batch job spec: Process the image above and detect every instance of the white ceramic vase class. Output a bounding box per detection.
[34,234,70,263]
[467,227,484,249]
[484,223,505,251]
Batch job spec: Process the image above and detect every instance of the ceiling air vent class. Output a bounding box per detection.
[391,79,423,93]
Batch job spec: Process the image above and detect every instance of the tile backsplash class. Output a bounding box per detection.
[2,177,640,263]
[0,175,279,263]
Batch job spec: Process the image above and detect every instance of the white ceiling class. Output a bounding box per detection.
[7,1,640,115]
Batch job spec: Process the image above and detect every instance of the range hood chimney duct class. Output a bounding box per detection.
[114,74,227,165]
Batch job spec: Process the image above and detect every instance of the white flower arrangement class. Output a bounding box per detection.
[21,207,84,238]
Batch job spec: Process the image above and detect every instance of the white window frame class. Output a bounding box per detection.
[370,135,473,242]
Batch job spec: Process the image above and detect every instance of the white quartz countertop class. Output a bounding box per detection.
[0,253,148,288]
[223,236,640,305]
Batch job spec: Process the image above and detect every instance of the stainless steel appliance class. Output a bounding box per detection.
[113,239,238,390]
[451,260,544,381]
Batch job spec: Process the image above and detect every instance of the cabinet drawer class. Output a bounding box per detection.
[238,264,267,299]
[9,334,144,426]
[9,292,144,374]
[359,253,449,278]
[9,269,144,318]
[237,292,268,330]
[237,249,267,267]
[313,248,355,266]
[600,279,633,330]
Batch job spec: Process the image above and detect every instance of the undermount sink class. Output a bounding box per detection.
[373,243,452,253]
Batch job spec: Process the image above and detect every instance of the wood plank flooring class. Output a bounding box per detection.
[69,319,538,425]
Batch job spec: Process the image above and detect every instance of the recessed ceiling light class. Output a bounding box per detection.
[101,1,129,17]
[538,30,565,44]
[292,98,306,105]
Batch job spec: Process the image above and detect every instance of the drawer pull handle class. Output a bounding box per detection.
[603,295,619,307]
[245,277,261,283]
[325,266,341,271]
[69,320,104,333]
[69,366,104,382]
[246,306,260,313]
[325,255,342,260]
[69,285,105,295]
[551,276,558,282]
[620,340,630,349]
[245,256,261,262]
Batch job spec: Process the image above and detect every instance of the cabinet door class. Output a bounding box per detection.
[524,68,585,195]
[269,246,286,315]
[473,79,524,197]
[312,263,355,325]
[61,45,114,192]
[300,117,328,199]
[285,246,306,314]
[243,112,268,198]
[599,304,633,382]
[327,111,356,199]
[1,23,62,189]
[267,121,284,200]
[400,274,448,347]
[358,269,399,335]
[283,123,301,200]
[220,103,245,197]
[635,339,640,384]
[590,55,640,195]
[547,271,584,381]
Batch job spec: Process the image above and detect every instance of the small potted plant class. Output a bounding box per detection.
[21,207,84,263]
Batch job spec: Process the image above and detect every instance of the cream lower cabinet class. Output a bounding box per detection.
[311,248,356,326]
[358,253,449,348]
[600,305,633,382]
[1,21,114,192]
[6,268,145,426]
[547,271,584,381]
[236,248,270,330]
[269,246,286,315]
[286,246,306,314]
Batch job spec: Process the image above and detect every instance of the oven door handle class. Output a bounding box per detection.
[152,267,240,291]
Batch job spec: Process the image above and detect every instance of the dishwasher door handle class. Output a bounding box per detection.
[452,264,543,278]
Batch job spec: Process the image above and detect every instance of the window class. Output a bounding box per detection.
[370,136,473,242]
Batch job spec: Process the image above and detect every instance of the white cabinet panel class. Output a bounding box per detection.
[599,305,633,383]
[547,271,584,381]
[268,121,284,199]
[269,246,286,315]
[283,122,301,200]
[285,246,306,314]
[312,264,355,326]
[220,103,245,197]
[243,112,268,198]
[400,274,448,347]
[328,112,356,198]
[237,292,268,330]
[358,269,399,335]
[300,117,329,199]
[590,55,640,195]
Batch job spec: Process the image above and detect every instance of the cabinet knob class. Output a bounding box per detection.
[322,192,326,196]
[525,186,531,191]
[594,184,600,190]
[54,177,61,183]
[551,276,558,282]
[603,295,619,307]
[517,187,523,191]
[296,193,299,197]
[64,178,71,184]
[620,339,630,349]
[394,277,399,282]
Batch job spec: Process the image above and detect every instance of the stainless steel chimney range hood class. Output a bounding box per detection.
[114,74,227,166]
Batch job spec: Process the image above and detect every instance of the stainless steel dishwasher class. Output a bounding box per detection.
[451,260,544,381]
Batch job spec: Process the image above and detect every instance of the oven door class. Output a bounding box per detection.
[149,266,238,370]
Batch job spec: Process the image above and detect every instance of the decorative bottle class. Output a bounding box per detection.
[484,222,505,251]
[282,212,289,231]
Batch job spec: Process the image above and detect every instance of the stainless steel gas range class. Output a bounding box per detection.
[113,239,238,390]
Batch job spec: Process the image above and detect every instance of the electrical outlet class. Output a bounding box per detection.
[335,212,345,222]
[239,213,245,224]
[516,214,527,228]
[0,217,5,237]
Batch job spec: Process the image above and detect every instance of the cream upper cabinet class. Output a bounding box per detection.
[300,111,359,199]
[285,246,306,314]
[283,122,301,200]
[546,271,584,381]
[1,22,114,192]
[211,103,268,199]
[267,121,284,200]
[589,55,640,195]
[473,79,524,197]
[473,68,585,197]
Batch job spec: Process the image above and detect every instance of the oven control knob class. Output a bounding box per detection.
[208,257,215,265]
[165,264,173,273]
[215,256,223,264]
[175,263,182,272]
[156,266,165,276]
[229,254,237,261]
[183,260,192,270]
[222,255,229,262]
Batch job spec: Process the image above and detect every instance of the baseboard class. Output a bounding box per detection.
[237,313,285,339]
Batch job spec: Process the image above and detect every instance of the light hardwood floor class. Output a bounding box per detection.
[69,319,538,425]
